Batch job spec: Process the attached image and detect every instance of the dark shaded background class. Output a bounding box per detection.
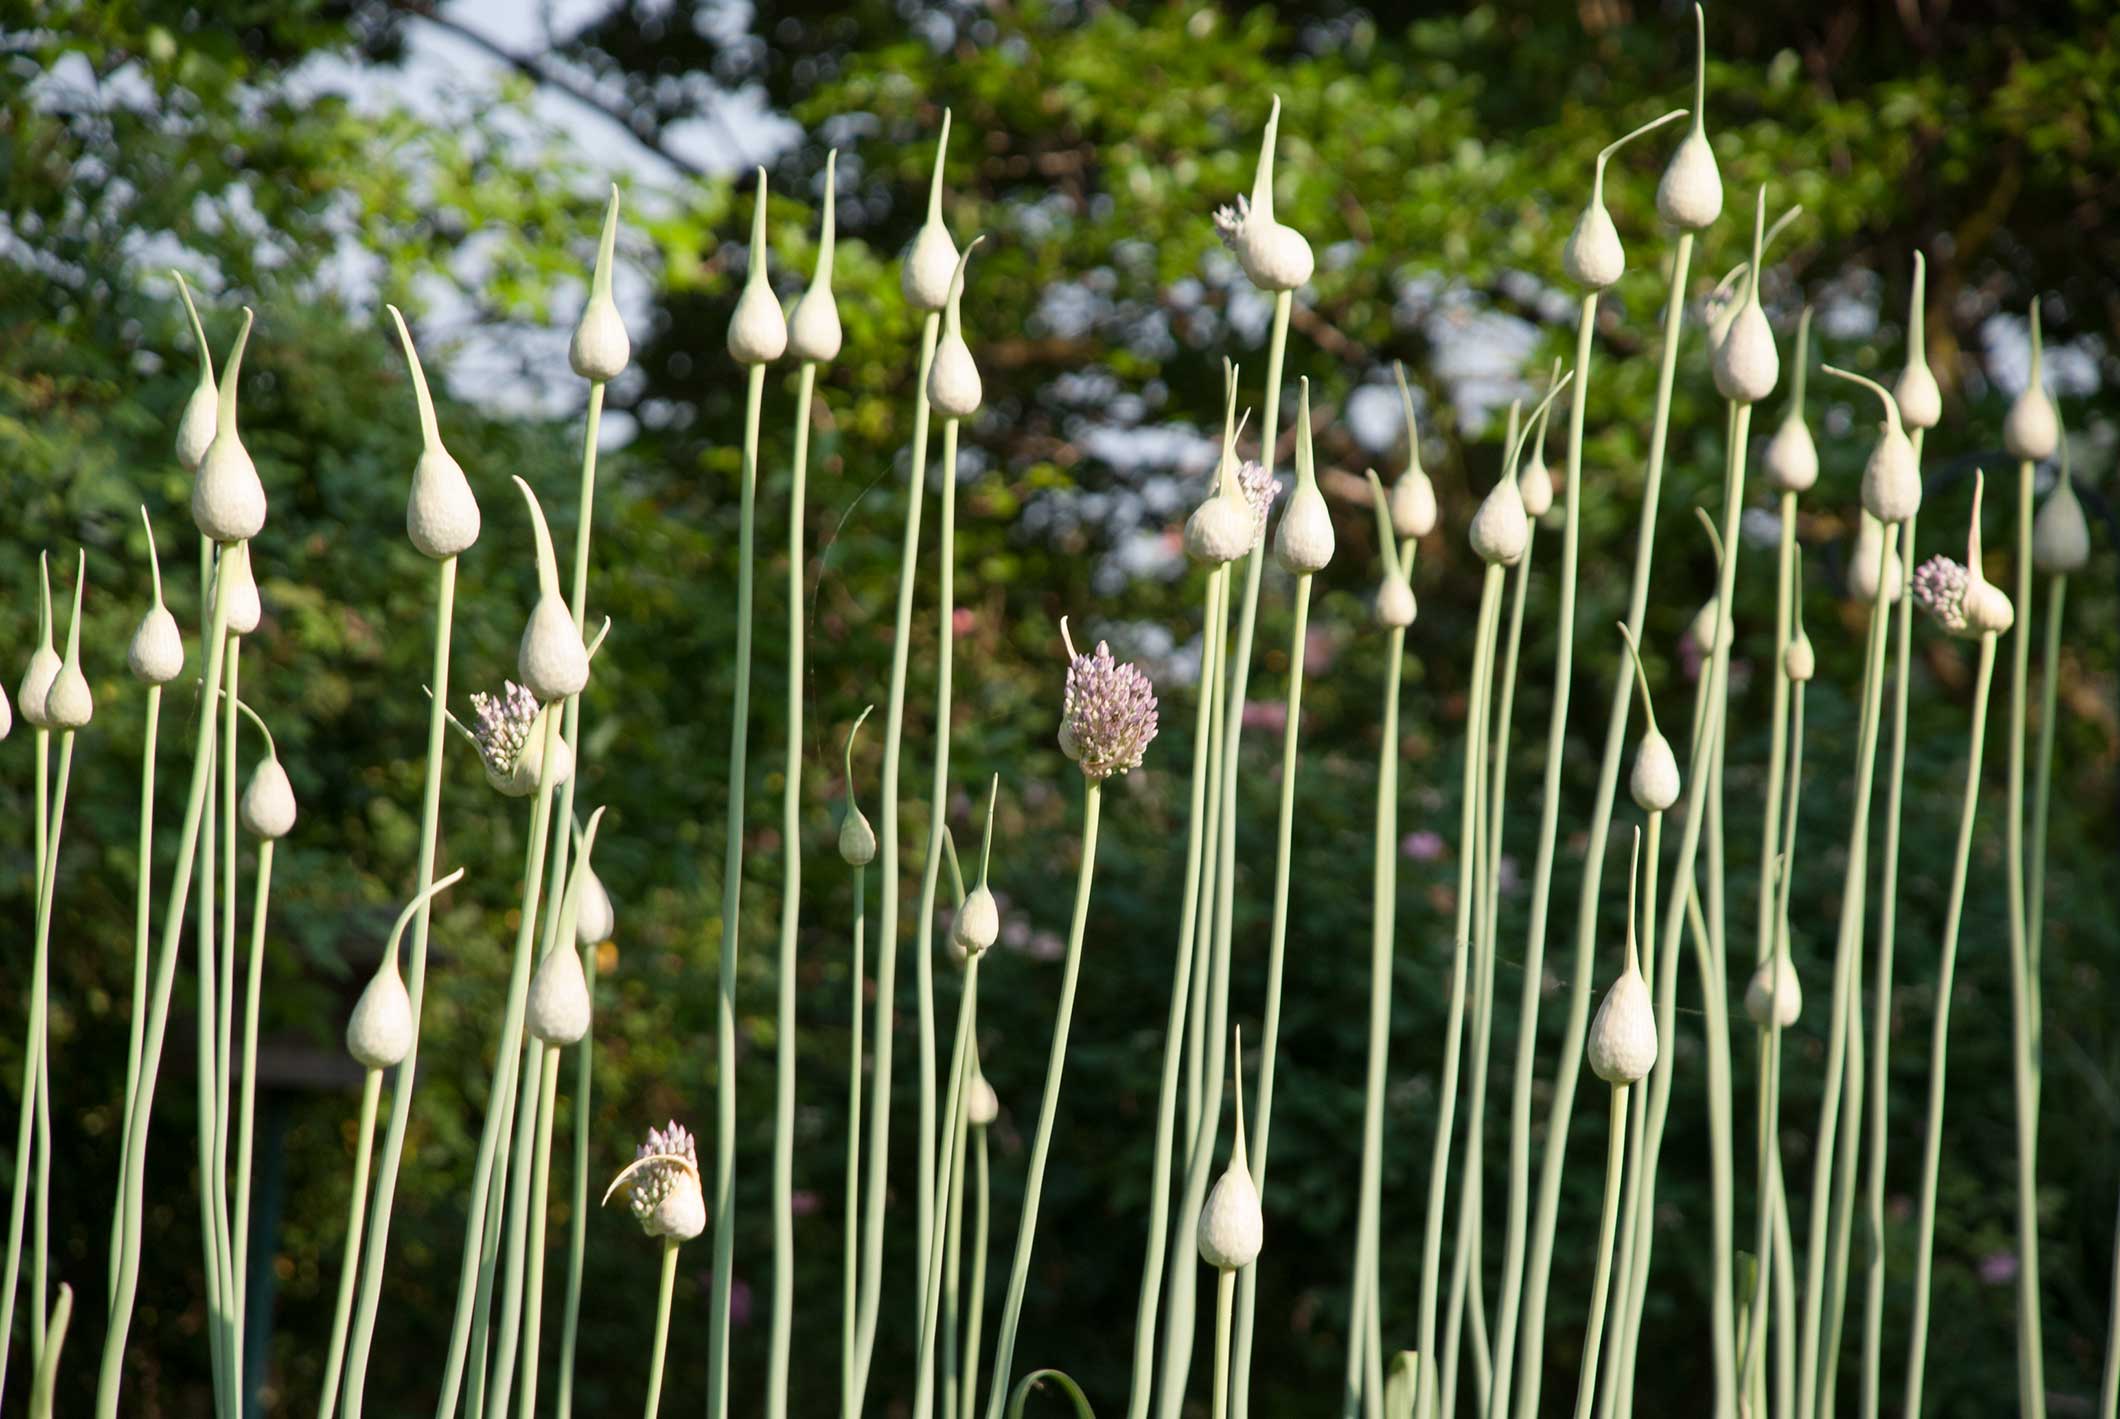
[4,0,2120,1413]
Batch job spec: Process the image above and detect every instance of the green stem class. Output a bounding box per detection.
[27,1281,69,1419]
[232,830,275,1394]
[1749,684,1806,1407]
[3,732,48,1408]
[219,639,243,1396]
[1213,1269,1237,1419]
[944,1056,969,1419]
[1126,564,1229,1419]
[320,1070,386,1419]
[964,1124,990,1419]
[643,1240,680,1419]
[96,543,239,1418]
[917,956,982,1418]
[1599,809,1660,1419]
[843,863,866,1419]
[1901,634,2000,1419]
[852,311,943,1405]
[770,359,819,1419]
[30,732,74,1385]
[983,782,1103,1419]
[514,1046,563,1419]
[1571,1086,1631,1419]
[2028,572,2064,1024]
[344,554,462,1419]
[111,681,164,1306]
[707,359,769,1419]
[481,1037,547,1419]
[2101,1176,2120,1419]
[2005,456,2047,1419]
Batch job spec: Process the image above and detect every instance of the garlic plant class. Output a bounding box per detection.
[606,1122,706,1419]
[1199,1031,1263,1419]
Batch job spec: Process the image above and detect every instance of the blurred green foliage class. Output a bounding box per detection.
[3,1,2120,1414]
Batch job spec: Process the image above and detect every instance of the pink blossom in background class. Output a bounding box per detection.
[791,1190,820,1218]
[731,1276,754,1326]
[1305,626,1338,675]
[1403,830,1445,862]
[1497,855,1520,892]
[953,606,976,637]
[1243,700,1288,734]
[1979,1251,2018,1285]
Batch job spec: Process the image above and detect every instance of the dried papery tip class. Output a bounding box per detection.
[1894,252,1943,431]
[1275,378,1336,575]
[2003,299,2060,462]
[787,150,842,364]
[1656,6,1722,230]
[192,308,268,544]
[926,236,987,419]
[173,271,218,471]
[839,704,878,866]
[727,168,789,366]
[44,550,94,730]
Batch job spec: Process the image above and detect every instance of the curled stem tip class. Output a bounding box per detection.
[512,475,564,599]
[1393,360,1425,477]
[1616,623,1662,739]
[1058,615,1078,663]
[927,109,953,223]
[387,304,443,451]
[593,183,623,300]
[1364,469,1403,583]
[586,616,615,660]
[174,270,214,385]
[385,865,469,968]
[1695,504,1724,565]
[978,774,1000,889]
[843,704,875,796]
[1593,108,1688,202]
[1969,467,1987,564]
[229,695,277,761]
[216,307,255,434]
[942,232,986,334]
[1820,364,1901,427]
[141,505,165,607]
[1507,368,1574,474]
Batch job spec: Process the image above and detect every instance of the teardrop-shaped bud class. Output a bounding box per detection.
[1629,729,1681,813]
[514,478,590,701]
[787,151,843,364]
[1197,1033,1263,1270]
[193,310,268,544]
[1783,629,1816,683]
[1656,10,1722,230]
[129,605,184,685]
[1275,483,1334,575]
[1713,301,1779,404]
[839,804,877,866]
[952,884,1000,956]
[240,756,297,839]
[1562,200,1625,291]
[1894,252,1941,430]
[966,1072,1000,1127]
[1470,474,1530,567]
[347,962,414,1070]
[389,306,482,558]
[575,859,616,946]
[173,273,218,471]
[2033,473,2090,575]
[1687,597,1730,654]
[727,169,788,366]
[1187,492,1255,566]
[18,553,60,729]
[570,186,632,382]
[1230,97,1313,293]
[527,943,592,1045]
[1745,954,1802,1028]
[1374,573,1416,630]
[1848,515,1903,604]
[2003,302,2058,461]
[220,542,261,637]
[1516,454,1554,519]
[927,239,986,419]
[1761,410,1818,493]
[45,552,93,730]
[1589,966,1657,1085]
[902,112,960,312]
[1390,472,1437,539]
[1861,423,1922,524]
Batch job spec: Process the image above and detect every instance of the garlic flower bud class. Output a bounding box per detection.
[952,885,999,957]
[2032,460,2090,575]
[1745,954,1802,1028]
[44,551,93,731]
[17,553,60,729]
[1365,471,1416,629]
[220,541,261,637]
[1761,307,1818,493]
[574,858,617,948]
[1563,109,1687,291]
[1847,514,1903,605]
[1686,597,1730,654]
[1825,365,1921,524]
[129,508,185,686]
[570,185,631,383]
[1211,97,1313,294]
[1711,188,1780,405]
[192,308,267,544]
[727,169,788,366]
[173,272,217,471]
[236,701,297,839]
[839,705,878,866]
[1892,252,1942,431]
[902,111,960,312]
[1197,1029,1264,1271]
[966,1070,999,1128]
[1469,467,1529,567]
[1911,469,2013,636]
[1588,830,1658,1086]
[926,237,986,420]
[514,477,590,701]
[527,943,591,1045]
[345,867,466,1071]
[786,150,843,365]
[1783,627,1816,683]
[2002,301,2058,462]
[1618,625,1680,813]
[1274,379,1336,575]
[1515,361,1563,518]
[1388,363,1438,538]
[1655,9,1722,231]
[389,305,481,559]
[609,1122,706,1242]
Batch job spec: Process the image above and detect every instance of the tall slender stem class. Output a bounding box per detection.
[233,830,276,1393]
[320,1070,386,1419]
[964,1124,990,1419]
[219,637,243,1393]
[1901,634,2000,1419]
[2028,572,2065,1013]
[842,860,867,1419]
[514,1046,563,1419]
[111,679,164,1305]
[643,1240,680,1419]
[1571,1086,1631,1419]
[1212,1270,1237,1419]
[917,956,982,1418]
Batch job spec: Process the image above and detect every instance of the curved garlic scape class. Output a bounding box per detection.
[1745,952,1802,1028]
[1197,1027,1263,1271]
[1761,306,1819,493]
[787,150,843,365]
[232,698,297,839]
[219,540,261,637]
[902,110,960,313]
[1562,108,1688,291]
[1469,399,1531,567]
[1847,512,1903,605]
[1187,359,1257,566]
[1711,186,1781,404]
[1587,828,1658,1085]
[1214,96,1313,294]
[2032,420,2090,574]
[1914,468,2013,636]
[1388,362,1438,538]
[128,507,185,686]
[926,236,987,419]
[18,552,60,728]
[1275,378,1335,575]
[461,683,574,798]
[1618,624,1679,814]
[2003,300,2059,462]
[727,169,789,366]
[389,305,481,559]
[1655,6,1723,231]
[1515,360,1562,518]
[952,775,1004,957]
[838,704,878,867]
[570,185,631,383]
[173,272,218,472]
[1825,364,1922,524]
[44,551,93,731]
[531,805,606,1044]
[1365,471,1416,629]
[514,477,590,701]
[192,307,268,544]
[348,866,467,1070]
[1893,252,1942,431]
[1704,262,1748,360]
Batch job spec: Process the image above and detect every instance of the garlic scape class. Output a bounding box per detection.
[1824,363,1921,524]
[902,109,960,312]
[513,476,591,702]
[1365,470,1415,629]
[219,540,261,637]
[2003,300,2059,462]
[128,507,184,686]
[606,1121,706,1242]
[1471,369,1572,567]
[18,552,60,728]
[1848,512,1903,605]
[569,184,631,383]
[389,304,481,558]
[787,149,843,365]
[572,813,618,947]
[1587,828,1657,1086]
[1388,361,1438,538]
[1274,378,1335,575]
[1562,108,1688,291]
[1213,95,1314,294]
[530,805,606,1045]
[44,550,93,731]
[951,775,1002,957]
[1617,623,1679,813]
[1784,553,1818,682]
[1197,1027,1264,1271]
[2032,414,2090,574]
[1186,358,1257,566]
[192,306,267,544]
[232,697,297,840]
[727,168,789,366]
[926,235,987,419]
[1911,469,2013,637]
[348,866,468,1070]
[1893,252,1942,431]
[1655,5,1723,231]
[1711,186,1781,404]
[458,681,573,799]
[837,704,878,867]
[1516,358,1563,518]
[1761,306,1819,493]
[172,271,218,472]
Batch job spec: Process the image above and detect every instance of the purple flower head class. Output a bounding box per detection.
[626,1120,699,1227]
[469,680,541,780]
[1212,193,1251,254]
[1911,555,1971,635]
[1236,459,1282,550]
[1058,620,1159,782]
